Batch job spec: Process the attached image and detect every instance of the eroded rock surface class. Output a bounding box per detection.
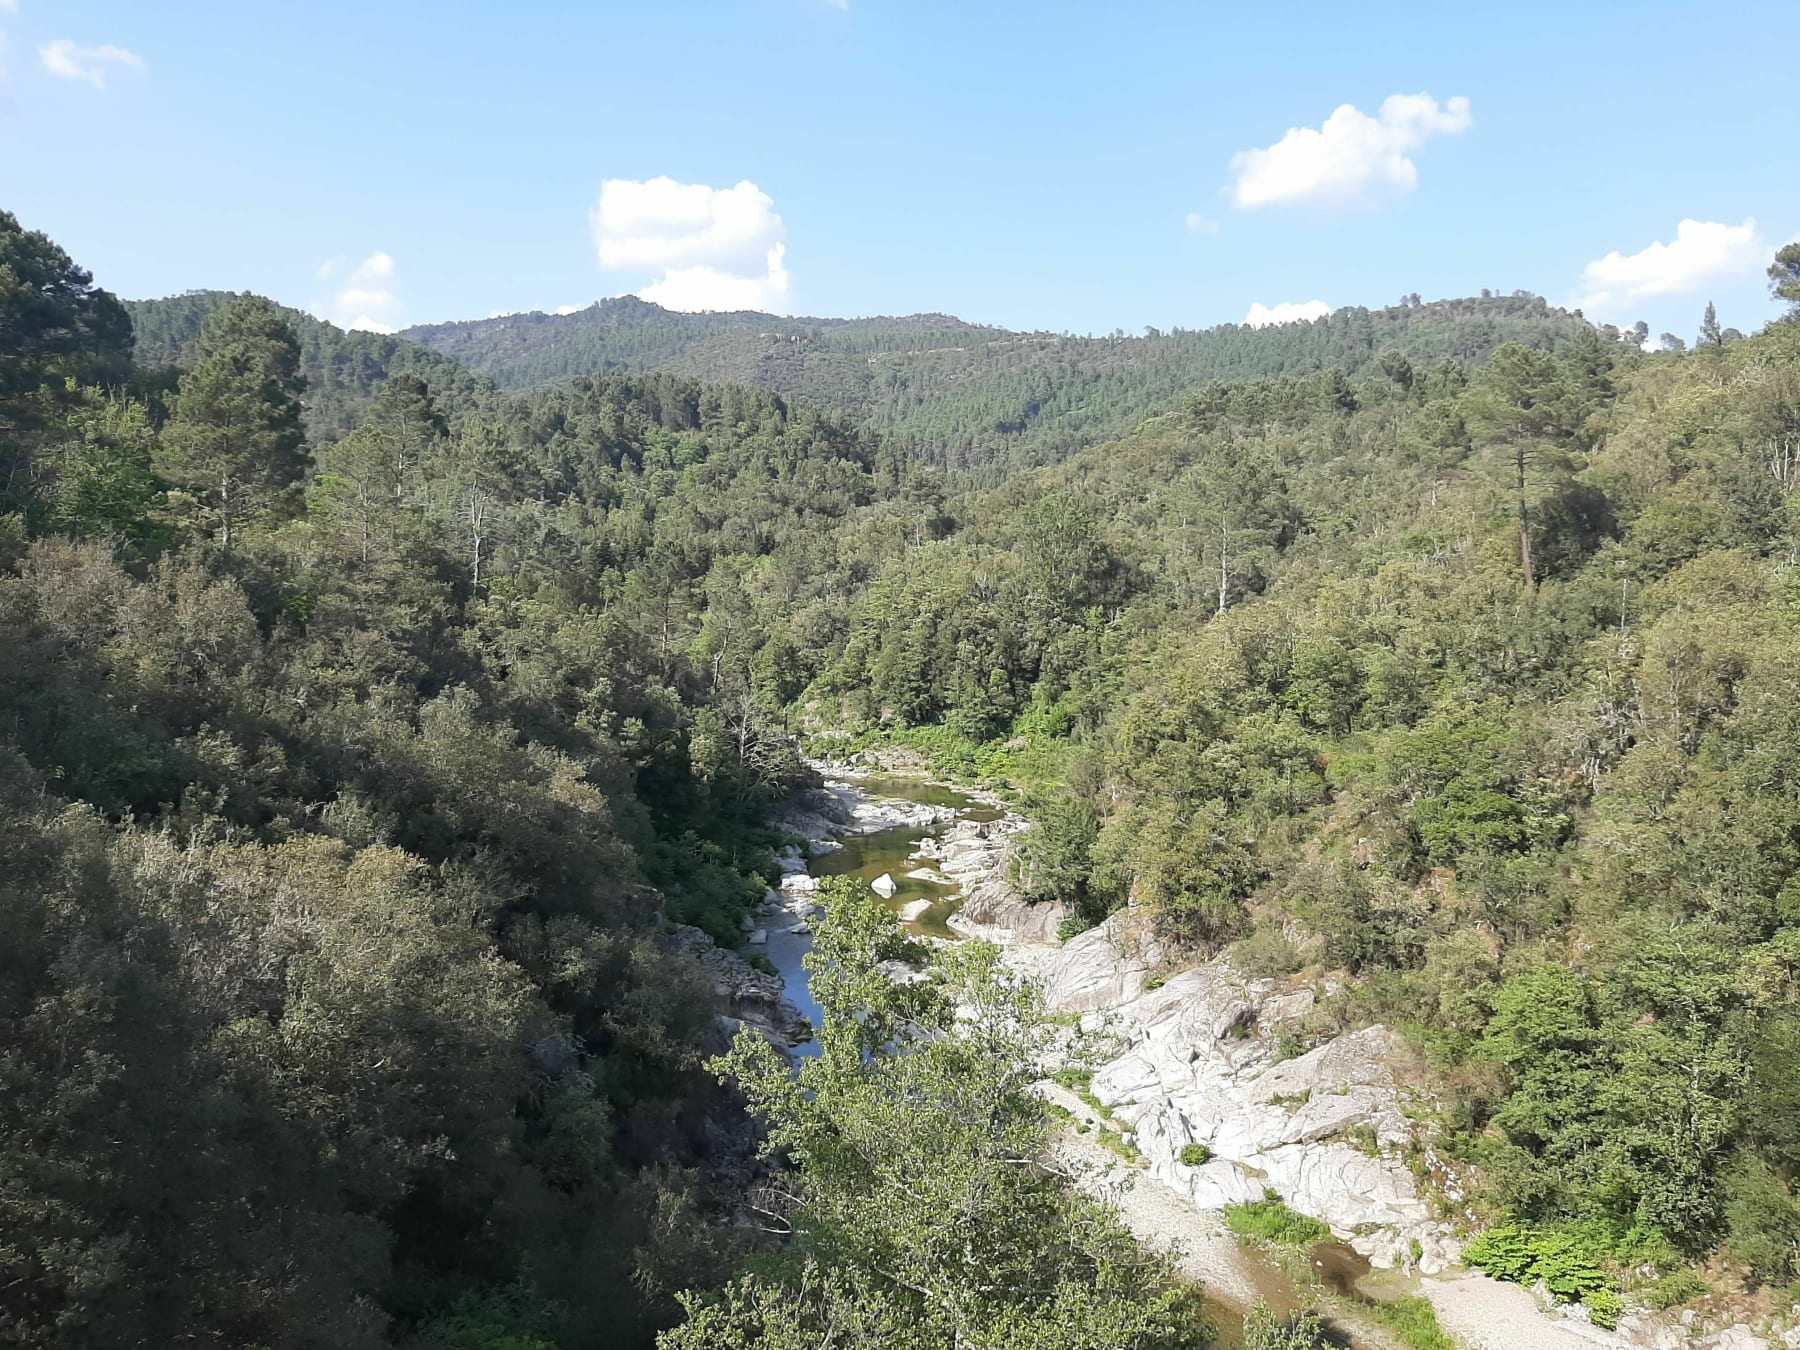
[1020,910,1462,1273]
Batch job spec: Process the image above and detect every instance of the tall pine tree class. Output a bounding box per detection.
[156,296,307,549]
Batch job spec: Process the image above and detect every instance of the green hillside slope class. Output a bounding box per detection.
[402,292,1601,470]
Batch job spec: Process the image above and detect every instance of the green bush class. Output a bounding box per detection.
[1179,1143,1212,1167]
[1465,1224,1614,1307]
[1582,1287,1625,1329]
[1242,1299,1328,1350]
[1364,1295,1457,1350]
[1224,1189,1332,1246]
[1641,1268,1710,1309]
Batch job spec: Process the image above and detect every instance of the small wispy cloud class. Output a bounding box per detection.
[821,0,849,9]
[1184,213,1220,237]
[0,1,20,14]
[1243,300,1331,328]
[40,38,145,90]
[1228,93,1470,210]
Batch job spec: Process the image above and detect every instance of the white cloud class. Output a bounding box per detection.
[40,38,145,89]
[1185,212,1220,237]
[553,303,585,316]
[590,176,791,313]
[1243,300,1331,328]
[1229,93,1470,210]
[313,251,404,333]
[822,0,849,8]
[0,1,18,13]
[1571,218,1766,316]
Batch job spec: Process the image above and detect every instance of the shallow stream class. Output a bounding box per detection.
[764,774,995,1056]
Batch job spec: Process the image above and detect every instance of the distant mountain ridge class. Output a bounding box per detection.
[399,292,1601,470]
[124,288,1604,470]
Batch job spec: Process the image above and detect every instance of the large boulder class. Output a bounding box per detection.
[665,924,811,1048]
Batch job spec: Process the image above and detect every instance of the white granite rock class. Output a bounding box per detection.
[1030,930,1463,1274]
[871,872,897,897]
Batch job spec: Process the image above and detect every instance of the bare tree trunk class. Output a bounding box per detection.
[1515,445,1535,589]
[1216,515,1230,614]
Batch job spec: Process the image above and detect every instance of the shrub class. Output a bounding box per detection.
[1641,1268,1710,1310]
[1225,1189,1332,1246]
[1179,1143,1212,1167]
[1465,1224,1614,1308]
[1582,1287,1625,1329]
[1364,1295,1457,1350]
[1230,921,1303,978]
[1242,1300,1328,1350]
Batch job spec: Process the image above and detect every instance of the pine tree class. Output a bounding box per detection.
[1700,301,1723,348]
[0,210,132,508]
[1770,244,1800,313]
[156,296,308,549]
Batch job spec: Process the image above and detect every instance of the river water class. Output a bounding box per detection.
[764,774,997,1056]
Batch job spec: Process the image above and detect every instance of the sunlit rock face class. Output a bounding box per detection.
[1027,911,1465,1274]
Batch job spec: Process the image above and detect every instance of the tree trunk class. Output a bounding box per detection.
[1515,445,1535,589]
[1216,515,1230,614]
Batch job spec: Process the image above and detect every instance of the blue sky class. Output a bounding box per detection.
[2,0,1794,341]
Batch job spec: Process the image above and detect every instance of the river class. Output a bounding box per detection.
[764,773,999,1056]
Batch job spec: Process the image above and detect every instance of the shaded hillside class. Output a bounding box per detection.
[127,291,475,443]
[403,293,1606,471]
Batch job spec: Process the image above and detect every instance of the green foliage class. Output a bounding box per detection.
[1179,1143,1213,1167]
[155,295,309,546]
[422,1283,565,1350]
[1241,1300,1328,1350]
[1464,1225,1614,1308]
[659,884,1209,1348]
[402,292,1597,473]
[1640,1268,1710,1310]
[1224,1190,1333,1246]
[1362,1295,1457,1350]
[126,289,472,444]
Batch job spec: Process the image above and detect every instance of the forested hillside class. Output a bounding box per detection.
[12,190,1800,1350]
[0,210,907,1349]
[805,261,1800,1316]
[126,290,477,443]
[401,292,1602,471]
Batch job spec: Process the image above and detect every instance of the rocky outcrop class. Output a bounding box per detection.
[1024,911,1461,1273]
[666,924,812,1048]
[1020,908,1169,1009]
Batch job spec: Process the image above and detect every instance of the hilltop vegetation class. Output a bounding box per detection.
[0,211,895,1348]
[125,290,476,443]
[809,273,1800,1306]
[397,291,1600,472]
